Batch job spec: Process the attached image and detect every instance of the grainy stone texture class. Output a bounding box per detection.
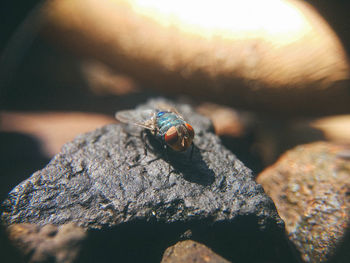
[6,223,86,263]
[161,240,231,263]
[257,142,350,263]
[1,99,297,262]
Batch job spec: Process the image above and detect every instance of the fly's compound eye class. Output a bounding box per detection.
[164,126,179,145]
[185,123,195,139]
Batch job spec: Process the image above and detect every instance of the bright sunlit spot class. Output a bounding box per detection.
[128,0,310,44]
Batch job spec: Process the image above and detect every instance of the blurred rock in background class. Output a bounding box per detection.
[257,142,350,262]
[39,0,350,116]
[161,240,231,263]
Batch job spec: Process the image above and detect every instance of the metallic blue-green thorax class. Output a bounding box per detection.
[156,111,185,138]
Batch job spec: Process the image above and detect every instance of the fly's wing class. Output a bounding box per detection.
[115,109,155,130]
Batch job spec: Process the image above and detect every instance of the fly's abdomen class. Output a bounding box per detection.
[156,112,184,136]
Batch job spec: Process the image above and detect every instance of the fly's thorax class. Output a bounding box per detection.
[156,112,180,134]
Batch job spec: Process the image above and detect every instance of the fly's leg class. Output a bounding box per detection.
[143,134,163,164]
[138,129,161,165]
[147,142,174,175]
[190,143,195,161]
[163,144,172,174]
[141,129,160,156]
[187,143,199,162]
[140,129,148,156]
[191,143,208,154]
[147,141,168,165]
[164,144,180,176]
[140,129,173,173]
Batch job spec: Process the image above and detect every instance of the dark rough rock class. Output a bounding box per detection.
[161,240,231,263]
[1,99,298,262]
[5,223,86,263]
[257,142,350,263]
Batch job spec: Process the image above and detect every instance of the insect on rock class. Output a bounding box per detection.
[115,104,195,161]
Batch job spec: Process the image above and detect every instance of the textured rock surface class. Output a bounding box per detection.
[1,99,297,262]
[257,142,350,263]
[6,223,86,263]
[161,240,231,263]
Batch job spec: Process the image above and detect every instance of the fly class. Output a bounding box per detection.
[115,104,195,153]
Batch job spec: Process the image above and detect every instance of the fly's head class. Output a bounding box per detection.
[164,123,195,151]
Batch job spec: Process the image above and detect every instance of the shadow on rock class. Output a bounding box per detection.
[170,145,215,187]
[145,131,215,186]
